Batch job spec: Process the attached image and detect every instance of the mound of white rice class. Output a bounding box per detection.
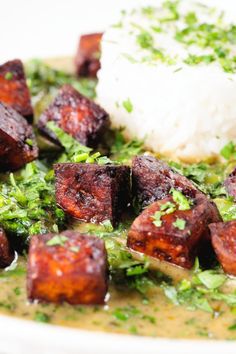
[96,0,236,162]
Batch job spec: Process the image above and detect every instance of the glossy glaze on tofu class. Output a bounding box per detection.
[75,33,103,77]
[38,84,109,147]
[209,221,236,276]
[0,103,38,171]
[0,59,33,122]
[27,231,108,305]
[54,163,130,225]
[127,194,220,269]
[0,228,14,268]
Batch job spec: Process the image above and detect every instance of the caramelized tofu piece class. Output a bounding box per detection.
[75,33,103,77]
[132,155,198,209]
[0,59,33,122]
[224,167,236,201]
[38,84,109,147]
[209,221,236,276]
[0,228,14,268]
[127,194,219,269]
[54,163,130,225]
[27,231,108,304]
[0,103,38,171]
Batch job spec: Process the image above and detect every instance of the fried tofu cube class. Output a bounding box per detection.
[75,33,103,77]
[224,167,236,201]
[54,163,130,225]
[38,84,109,147]
[0,59,33,122]
[209,221,236,276]
[127,194,219,269]
[0,103,38,171]
[132,155,198,209]
[27,231,108,304]
[0,228,14,268]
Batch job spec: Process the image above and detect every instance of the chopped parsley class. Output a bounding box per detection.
[152,211,163,227]
[220,141,236,160]
[25,138,33,147]
[171,189,191,210]
[123,2,236,73]
[46,235,68,247]
[34,311,51,323]
[46,121,112,165]
[70,246,80,253]
[122,98,133,113]
[173,218,186,230]
[4,71,13,80]
[25,59,96,99]
[228,322,236,331]
[136,32,154,49]
[162,264,234,313]
[152,192,191,229]
[0,161,65,242]
[160,201,176,214]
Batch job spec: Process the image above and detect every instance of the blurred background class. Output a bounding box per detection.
[1,0,235,61]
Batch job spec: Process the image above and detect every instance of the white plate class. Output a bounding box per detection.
[1,1,236,353]
[0,314,236,354]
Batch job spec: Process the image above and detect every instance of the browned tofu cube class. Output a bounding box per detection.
[132,155,198,209]
[127,194,219,269]
[224,167,236,201]
[54,163,130,225]
[0,228,14,268]
[209,221,236,276]
[0,103,38,171]
[27,231,108,304]
[38,84,109,147]
[0,59,33,122]
[75,33,103,77]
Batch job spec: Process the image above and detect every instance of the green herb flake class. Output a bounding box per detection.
[129,325,138,335]
[25,138,33,147]
[197,270,226,289]
[228,322,236,331]
[126,264,148,276]
[173,218,186,230]
[122,98,133,113]
[13,287,21,296]
[4,71,13,80]
[152,211,162,227]
[160,201,176,214]
[185,12,198,26]
[70,246,80,253]
[136,31,154,49]
[171,189,191,211]
[113,308,130,322]
[101,219,113,232]
[34,311,51,323]
[46,235,68,247]
[220,141,236,160]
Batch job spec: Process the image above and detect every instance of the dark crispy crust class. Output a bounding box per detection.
[0,59,33,122]
[0,103,38,171]
[224,167,236,201]
[127,194,220,269]
[75,33,103,77]
[27,231,108,305]
[0,228,14,268]
[38,84,109,147]
[132,155,198,209]
[209,221,236,276]
[54,163,130,225]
